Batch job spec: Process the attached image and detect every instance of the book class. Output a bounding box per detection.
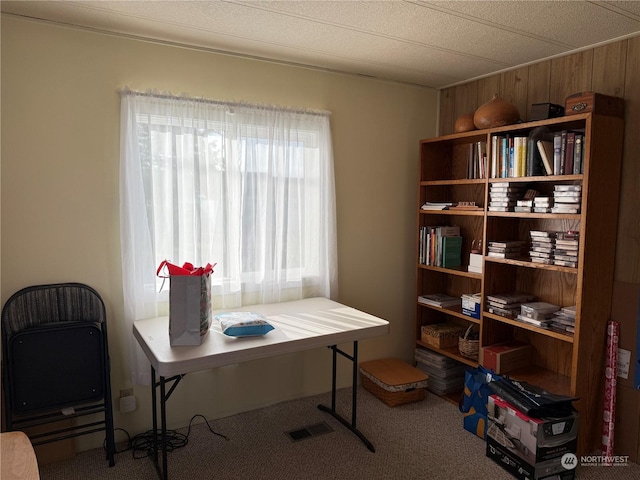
[501,137,509,178]
[488,304,519,319]
[516,314,552,328]
[491,135,500,178]
[441,235,462,268]
[559,130,567,175]
[537,140,554,175]
[488,240,525,249]
[487,292,536,305]
[515,136,527,177]
[553,133,563,175]
[564,131,575,174]
[421,202,454,210]
[488,250,525,259]
[553,259,578,268]
[489,246,525,254]
[418,294,461,308]
[432,225,461,267]
[573,134,583,174]
[521,302,560,319]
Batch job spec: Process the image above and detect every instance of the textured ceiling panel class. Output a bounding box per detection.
[429,1,640,46]
[2,0,640,88]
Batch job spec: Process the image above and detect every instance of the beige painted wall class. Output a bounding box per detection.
[1,16,438,450]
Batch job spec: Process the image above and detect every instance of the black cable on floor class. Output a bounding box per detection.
[130,428,188,459]
[106,414,230,460]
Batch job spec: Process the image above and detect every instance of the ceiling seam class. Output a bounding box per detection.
[225,0,514,66]
[588,1,640,21]
[406,0,580,50]
[1,12,437,90]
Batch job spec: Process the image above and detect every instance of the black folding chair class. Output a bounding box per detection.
[1,283,115,466]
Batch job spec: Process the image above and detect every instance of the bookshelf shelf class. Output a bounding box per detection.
[484,312,574,343]
[421,178,486,186]
[487,212,582,220]
[418,303,481,324]
[417,264,482,279]
[484,257,579,274]
[416,340,478,368]
[419,209,484,217]
[414,111,624,455]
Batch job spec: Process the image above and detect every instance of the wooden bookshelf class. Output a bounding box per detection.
[414,112,624,455]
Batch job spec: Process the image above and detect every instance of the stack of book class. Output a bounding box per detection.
[533,196,553,213]
[418,293,461,308]
[551,185,582,214]
[514,198,533,213]
[420,201,454,210]
[415,348,466,395]
[487,240,526,259]
[488,182,523,212]
[516,302,561,328]
[529,230,557,265]
[486,292,537,319]
[553,231,579,268]
[549,305,576,335]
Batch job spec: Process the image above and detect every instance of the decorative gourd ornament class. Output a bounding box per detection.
[473,94,520,129]
[454,112,476,133]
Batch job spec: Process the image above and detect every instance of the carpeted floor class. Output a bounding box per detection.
[39,387,640,479]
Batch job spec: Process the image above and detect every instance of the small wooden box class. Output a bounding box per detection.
[359,358,428,407]
[564,92,624,118]
[421,323,466,348]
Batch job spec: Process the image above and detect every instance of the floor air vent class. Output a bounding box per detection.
[286,421,334,442]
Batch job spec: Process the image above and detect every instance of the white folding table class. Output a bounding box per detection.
[133,297,390,480]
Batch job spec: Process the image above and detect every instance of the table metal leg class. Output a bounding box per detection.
[150,367,183,480]
[317,341,375,452]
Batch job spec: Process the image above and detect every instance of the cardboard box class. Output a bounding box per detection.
[486,394,577,480]
[481,341,533,374]
[462,293,481,319]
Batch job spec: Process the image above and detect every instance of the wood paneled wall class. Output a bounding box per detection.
[438,36,640,284]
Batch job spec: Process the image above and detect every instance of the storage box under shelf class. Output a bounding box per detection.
[359,358,428,407]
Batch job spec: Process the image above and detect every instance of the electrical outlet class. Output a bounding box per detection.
[119,388,133,398]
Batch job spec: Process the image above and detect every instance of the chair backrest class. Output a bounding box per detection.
[1,282,106,337]
[2,283,110,413]
[1,282,116,466]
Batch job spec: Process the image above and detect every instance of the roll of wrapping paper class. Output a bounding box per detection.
[602,320,619,459]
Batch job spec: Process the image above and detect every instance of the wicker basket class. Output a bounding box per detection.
[359,358,428,407]
[421,323,466,348]
[459,325,479,359]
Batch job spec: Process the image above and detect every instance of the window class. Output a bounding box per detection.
[120,90,337,384]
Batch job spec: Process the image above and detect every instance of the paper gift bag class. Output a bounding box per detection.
[157,261,215,346]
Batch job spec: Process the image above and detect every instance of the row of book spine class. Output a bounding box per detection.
[418,225,462,267]
[489,130,584,178]
[466,142,487,179]
[552,130,584,176]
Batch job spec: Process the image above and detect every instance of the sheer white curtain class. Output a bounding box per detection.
[119,90,338,385]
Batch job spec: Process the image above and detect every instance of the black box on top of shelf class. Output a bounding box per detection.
[530,103,565,121]
[486,394,578,480]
